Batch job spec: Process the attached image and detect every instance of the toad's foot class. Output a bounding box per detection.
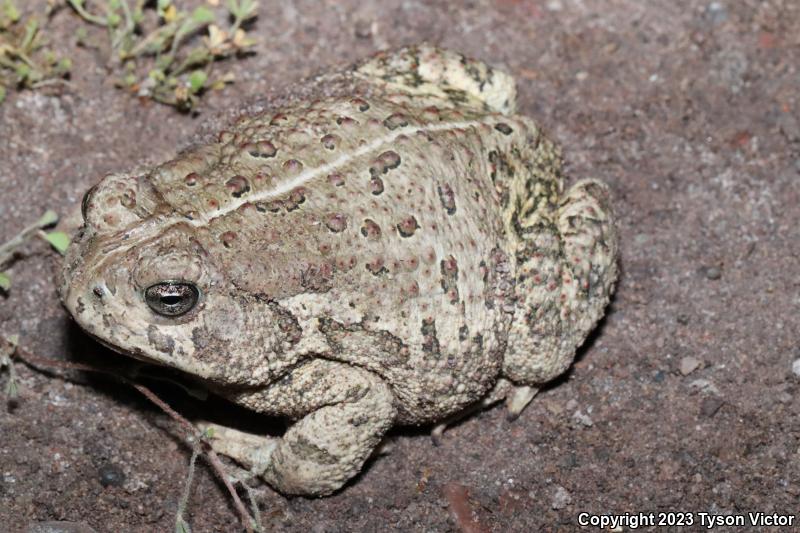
[197,422,278,477]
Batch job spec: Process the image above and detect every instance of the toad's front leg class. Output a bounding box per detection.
[211,359,396,496]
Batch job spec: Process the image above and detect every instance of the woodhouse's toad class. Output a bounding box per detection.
[60,44,618,496]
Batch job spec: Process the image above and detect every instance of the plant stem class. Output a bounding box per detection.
[0,216,51,265]
[68,0,108,26]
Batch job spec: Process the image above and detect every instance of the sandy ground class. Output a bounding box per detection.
[1,0,799,531]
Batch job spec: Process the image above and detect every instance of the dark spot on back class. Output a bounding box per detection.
[495,123,513,135]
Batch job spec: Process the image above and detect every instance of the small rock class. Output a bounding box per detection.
[551,485,572,509]
[680,356,701,376]
[689,378,720,395]
[98,464,125,488]
[702,265,722,280]
[792,359,800,377]
[700,397,724,418]
[572,409,593,427]
[676,314,690,325]
[704,2,728,25]
[653,370,666,383]
[545,0,563,11]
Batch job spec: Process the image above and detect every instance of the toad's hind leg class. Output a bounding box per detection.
[500,137,619,416]
[356,43,517,114]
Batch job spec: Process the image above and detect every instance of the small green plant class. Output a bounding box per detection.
[0,210,70,293]
[68,0,258,111]
[0,0,72,104]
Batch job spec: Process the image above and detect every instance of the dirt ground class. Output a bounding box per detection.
[2,0,799,531]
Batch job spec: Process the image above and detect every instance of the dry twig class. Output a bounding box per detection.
[10,343,259,533]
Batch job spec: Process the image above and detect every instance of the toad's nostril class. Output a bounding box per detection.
[92,284,105,299]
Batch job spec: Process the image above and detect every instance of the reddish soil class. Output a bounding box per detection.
[1,1,799,531]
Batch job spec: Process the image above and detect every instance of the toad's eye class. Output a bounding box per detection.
[144,281,199,317]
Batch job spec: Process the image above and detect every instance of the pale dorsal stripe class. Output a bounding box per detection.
[186,118,487,227]
[87,117,490,276]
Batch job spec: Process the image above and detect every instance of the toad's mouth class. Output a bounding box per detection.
[78,325,158,366]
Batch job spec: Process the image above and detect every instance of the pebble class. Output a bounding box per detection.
[700,397,724,418]
[689,378,720,395]
[551,485,572,509]
[680,356,701,376]
[546,0,563,11]
[703,265,722,280]
[792,359,800,377]
[572,409,593,427]
[705,2,728,25]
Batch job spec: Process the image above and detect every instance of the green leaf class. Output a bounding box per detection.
[37,209,58,227]
[42,50,56,67]
[44,231,70,254]
[149,68,166,82]
[190,6,215,25]
[0,86,6,104]
[56,57,73,75]
[7,334,17,347]
[21,18,38,50]
[69,0,85,8]
[0,272,10,292]
[229,0,257,20]
[188,70,206,93]
[4,1,20,23]
[15,62,31,81]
